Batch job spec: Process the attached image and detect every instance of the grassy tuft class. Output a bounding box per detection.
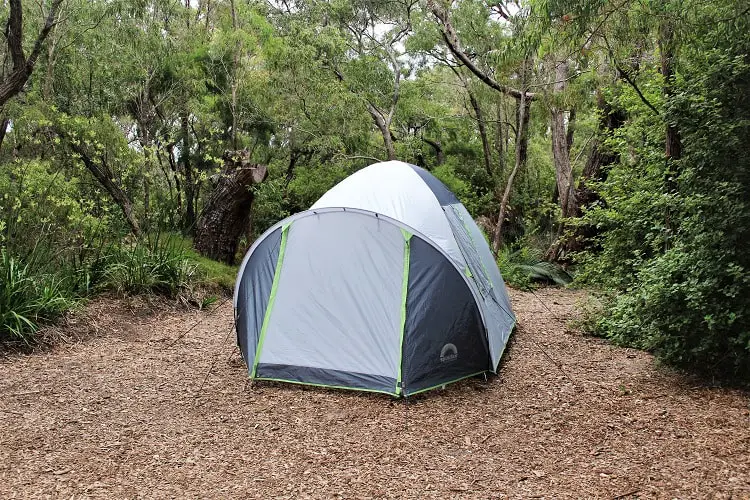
[0,249,78,343]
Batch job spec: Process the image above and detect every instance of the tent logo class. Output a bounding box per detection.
[440,343,458,363]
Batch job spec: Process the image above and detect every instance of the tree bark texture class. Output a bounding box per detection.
[367,103,396,161]
[193,150,267,264]
[492,70,530,255]
[550,60,577,220]
[467,90,493,178]
[551,92,625,259]
[180,111,196,232]
[494,98,505,176]
[0,0,63,107]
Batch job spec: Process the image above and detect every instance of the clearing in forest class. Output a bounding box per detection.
[0,288,748,498]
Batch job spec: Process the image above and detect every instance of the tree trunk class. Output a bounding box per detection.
[659,22,681,162]
[180,111,196,232]
[550,60,577,220]
[494,98,505,176]
[166,142,183,214]
[551,92,625,258]
[0,118,10,152]
[42,24,59,101]
[492,72,530,255]
[659,20,681,251]
[368,104,396,160]
[469,90,493,178]
[135,108,154,232]
[67,139,141,237]
[193,150,268,264]
[422,138,444,165]
[0,0,63,107]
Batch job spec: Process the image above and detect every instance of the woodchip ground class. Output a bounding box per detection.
[1,288,748,498]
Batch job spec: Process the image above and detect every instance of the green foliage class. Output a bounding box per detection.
[577,0,750,379]
[432,164,493,217]
[0,250,78,343]
[102,235,198,297]
[167,234,238,291]
[497,245,572,290]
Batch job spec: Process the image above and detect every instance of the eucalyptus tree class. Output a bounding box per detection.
[425,0,539,252]
[0,0,63,108]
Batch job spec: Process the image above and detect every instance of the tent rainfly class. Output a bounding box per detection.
[234,161,516,396]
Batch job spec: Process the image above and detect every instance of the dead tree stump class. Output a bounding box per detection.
[193,150,267,264]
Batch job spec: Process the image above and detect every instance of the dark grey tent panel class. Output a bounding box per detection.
[447,203,516,370]
[402,237,489,395]
[408,164,459,206]
[235,227,282,369]
[255,365,397,394]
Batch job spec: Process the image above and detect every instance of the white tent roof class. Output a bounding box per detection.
[310,161,465,265]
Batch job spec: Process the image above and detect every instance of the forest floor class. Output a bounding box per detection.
[1,288,748,499]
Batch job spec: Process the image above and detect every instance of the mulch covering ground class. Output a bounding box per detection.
[1,288,748,498]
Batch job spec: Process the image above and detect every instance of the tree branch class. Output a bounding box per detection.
[7,0,27,70]
[26,0,63,69]
[427,0,534,101]
[0,0,63,107]
[603,35,660,116]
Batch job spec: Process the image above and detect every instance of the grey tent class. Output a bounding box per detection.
[234,160,515,396]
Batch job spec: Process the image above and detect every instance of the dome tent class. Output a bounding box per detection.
[234,161,515,396]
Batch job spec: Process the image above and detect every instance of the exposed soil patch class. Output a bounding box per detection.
[1,288,748,498]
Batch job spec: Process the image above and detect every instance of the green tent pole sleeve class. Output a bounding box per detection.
[250,223,290,379]
[396,230,412,395]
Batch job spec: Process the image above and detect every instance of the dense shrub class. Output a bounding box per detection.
[0,233,210,343]
[578,15,750,379]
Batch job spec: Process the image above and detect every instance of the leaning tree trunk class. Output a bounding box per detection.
[64,134,142,237]
[551,91,625,258]
[368,104,396,161]
[492,80,530,255]
[193,150,267,264]
[545,59,580,263]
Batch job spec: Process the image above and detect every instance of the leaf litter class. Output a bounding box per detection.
[0,288,748,498]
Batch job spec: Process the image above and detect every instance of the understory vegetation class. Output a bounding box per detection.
[0,234,232,343]
[0,0,747,380]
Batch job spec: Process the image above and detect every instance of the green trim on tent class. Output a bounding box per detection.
[254,377,398,397]
[406,370,488,396]
[250,223,290,378]
[396,230,412,395]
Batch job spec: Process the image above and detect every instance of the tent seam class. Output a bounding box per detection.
[452,204,495,290]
